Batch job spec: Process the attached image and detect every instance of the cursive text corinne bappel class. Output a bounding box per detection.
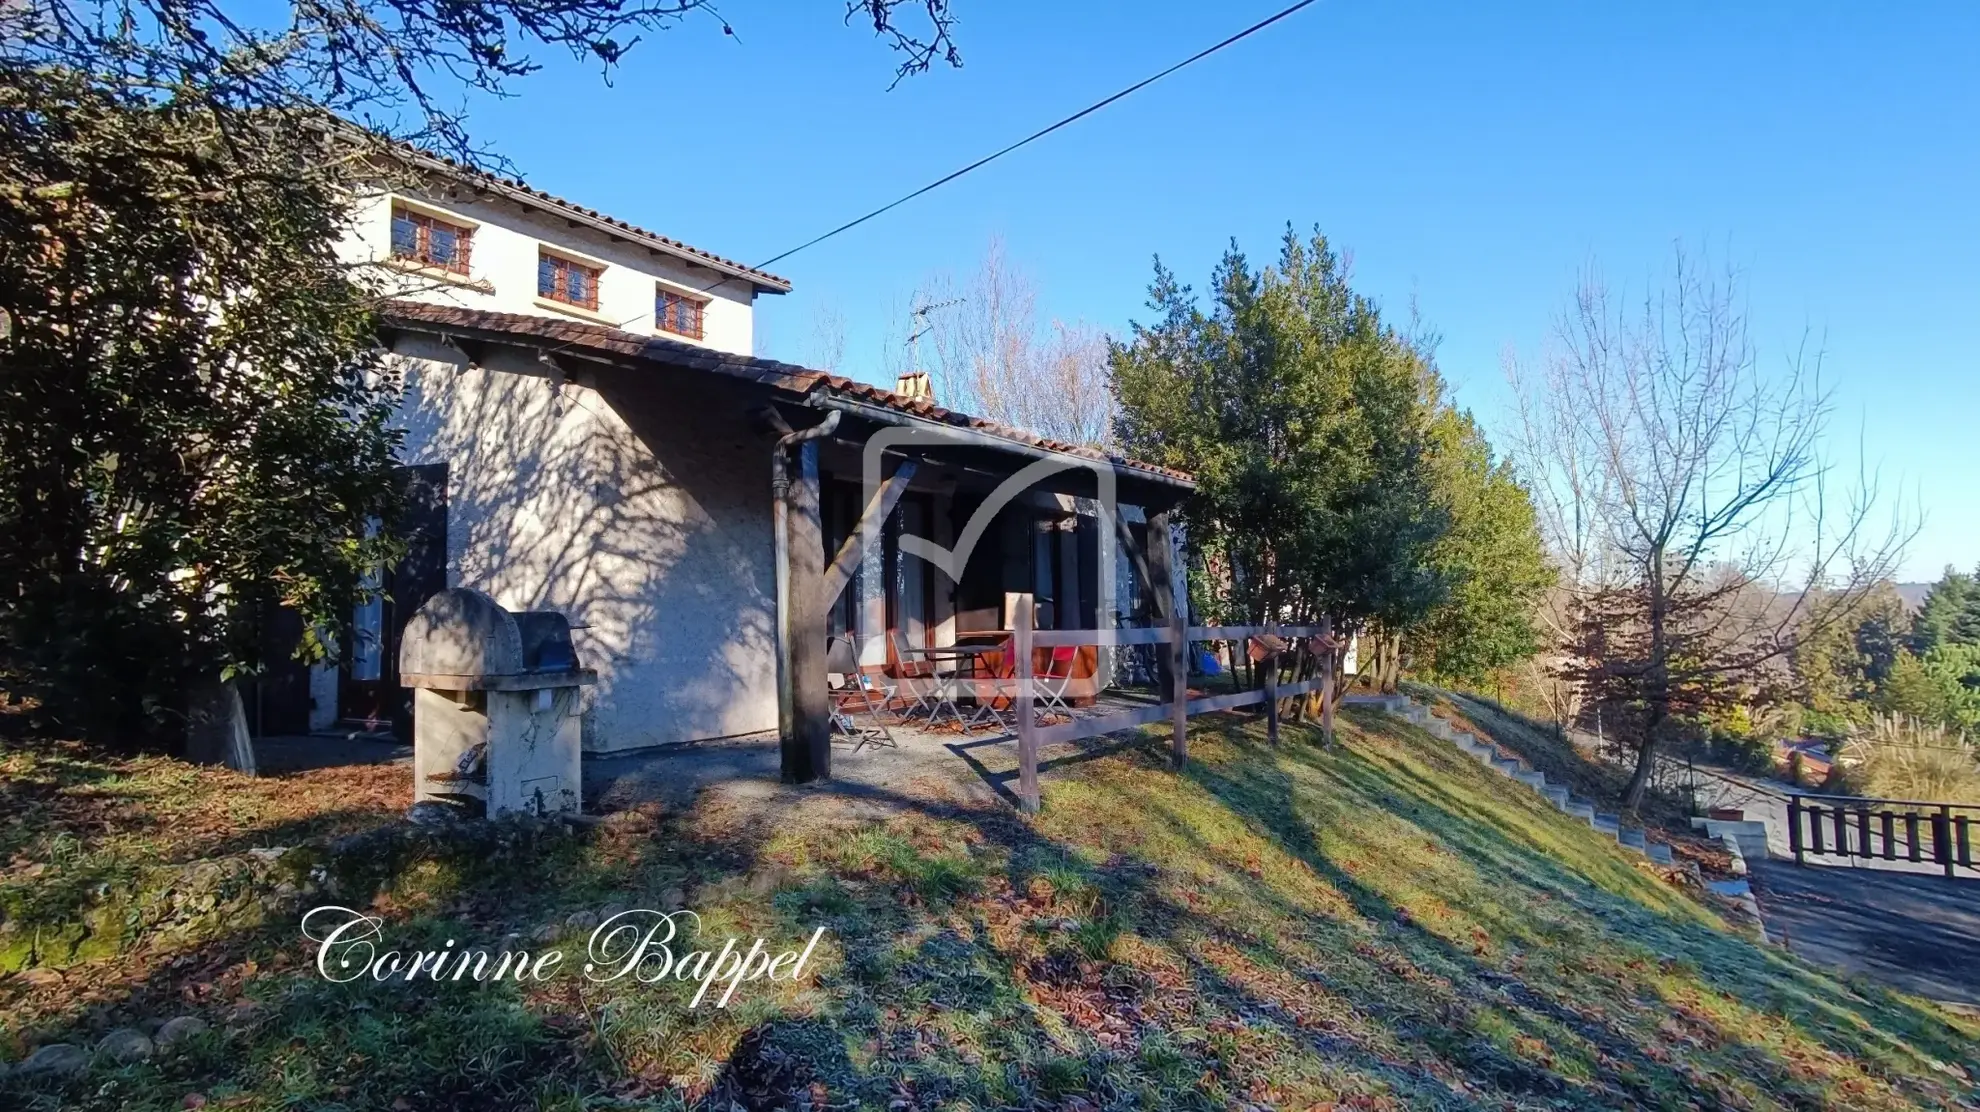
[300,906,827,1009]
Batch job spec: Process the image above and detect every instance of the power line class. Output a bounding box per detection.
[750,0,1322,273]
[530,1,1320,352]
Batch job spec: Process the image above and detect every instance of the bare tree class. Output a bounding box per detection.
[801,300,849,373]
[1508,247,1912,809]
[917,239,1116,448]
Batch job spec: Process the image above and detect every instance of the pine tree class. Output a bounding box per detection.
[1912,567,1979,654]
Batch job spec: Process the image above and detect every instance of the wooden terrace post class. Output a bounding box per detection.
[1145,508,1188,768]
[1014,593,1039,813]
[1319,615,1337,747]
[785,440,831,783]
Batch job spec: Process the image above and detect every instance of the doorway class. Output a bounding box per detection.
[339,462,448,738]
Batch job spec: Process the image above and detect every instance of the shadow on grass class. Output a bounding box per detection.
[1178,709,1979,1106]
[5,710,1979,1111]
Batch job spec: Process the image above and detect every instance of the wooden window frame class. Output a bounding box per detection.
[538,251,603,312]
[655,287,707,340]
[389,205,474,275]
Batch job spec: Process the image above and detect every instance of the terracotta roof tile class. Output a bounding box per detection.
[399,149,792,293]
[380,301,1193,486]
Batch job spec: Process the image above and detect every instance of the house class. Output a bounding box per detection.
[248,154,1195,777]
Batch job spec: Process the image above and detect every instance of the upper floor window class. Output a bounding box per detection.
[656,288,706,340]
[390,205,472,274]
[538,252,602,311]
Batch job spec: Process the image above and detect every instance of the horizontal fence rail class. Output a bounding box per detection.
[1008,591,1343,812]
[1788,792,1980,879]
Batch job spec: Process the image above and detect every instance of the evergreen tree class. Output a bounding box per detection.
[1793,580,1909,727]
[1912,566,1980,654]
[1110,226,1544,695]
[1411,404,1553,685]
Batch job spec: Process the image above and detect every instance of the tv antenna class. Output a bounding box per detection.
[904,297,964,400]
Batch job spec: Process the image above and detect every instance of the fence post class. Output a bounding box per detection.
[1168,606,1188,769]
[1262,622,1279,746]
[1788,796,1803,864]
[1319,615,1336,747]
[1934,805,1954,878]
[1014,593,1038,814]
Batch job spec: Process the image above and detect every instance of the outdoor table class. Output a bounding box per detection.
[900,644,1005,733]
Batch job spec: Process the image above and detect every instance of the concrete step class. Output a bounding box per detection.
[1512,770,1548,790]
[1491,758,1525,776]
[1617,828,1647,853]
[1646,843,1674,866]
[1542,785,1571,808]
[1705,877,1751,898]
[1592,815,1621,839]
[1688,818,1771,861]
[1565,801,1596,821]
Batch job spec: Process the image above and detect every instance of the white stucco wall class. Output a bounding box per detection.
[392,337,779,752]
[339,189,758,355]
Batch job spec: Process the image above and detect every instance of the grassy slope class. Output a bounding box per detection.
[3,709,1977,1111]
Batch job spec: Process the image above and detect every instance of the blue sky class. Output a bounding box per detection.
[459,1,1978,581]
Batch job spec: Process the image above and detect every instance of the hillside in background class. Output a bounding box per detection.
[1895,583,1934,612]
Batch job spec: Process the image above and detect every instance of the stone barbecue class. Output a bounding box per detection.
[397,587,595,818]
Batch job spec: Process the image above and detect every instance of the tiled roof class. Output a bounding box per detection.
[397,149,792,293]
[380,302,1194,487]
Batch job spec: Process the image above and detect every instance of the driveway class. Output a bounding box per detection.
[1750,859,1980,1008]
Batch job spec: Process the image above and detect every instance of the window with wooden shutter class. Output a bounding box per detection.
[389,206,473,274]
[537,252,602,311]
[655,289,706,340]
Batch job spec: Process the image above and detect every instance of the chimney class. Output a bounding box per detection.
[895,370,931,399]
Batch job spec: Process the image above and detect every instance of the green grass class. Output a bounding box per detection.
[4,709,1977,1110]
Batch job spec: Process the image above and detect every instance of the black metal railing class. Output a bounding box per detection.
[1788,793,1980,879]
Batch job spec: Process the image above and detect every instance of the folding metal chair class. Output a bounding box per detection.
[827,636,898,752]
[889,629,947,720]
[1035,644,1079,718]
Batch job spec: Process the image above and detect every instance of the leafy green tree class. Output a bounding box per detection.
[0,0,957,744]
[1878,645,1980,738]
[1408,403,1553,686]
[1793,580,1909,729]
[1110,227,1451,687]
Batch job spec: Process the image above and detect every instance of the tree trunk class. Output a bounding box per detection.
[1623,737,1658,811]
[185,679,257,774]
[1626,547,1671,812]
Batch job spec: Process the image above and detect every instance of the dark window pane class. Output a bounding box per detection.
[569,269,589,305]
[429,225,457,266]
[390,214,419,257]
[538,256,557,297]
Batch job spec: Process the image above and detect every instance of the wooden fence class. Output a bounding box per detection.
[1788,792,1980,879]
[1007,590,1338,813]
